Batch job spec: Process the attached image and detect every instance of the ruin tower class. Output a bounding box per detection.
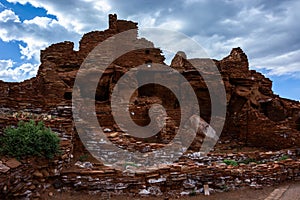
[109,13,117,30]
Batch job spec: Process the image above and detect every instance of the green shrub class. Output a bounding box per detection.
[79,154,89,162]
[124,162,139,168]
[189,189,197,196]
[278,155,289,161]
[219,185,229,192]
[240,158,257,164]
[0,120,60,159]
[223,159,239,166]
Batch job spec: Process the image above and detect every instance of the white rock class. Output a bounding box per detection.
[148,177,166,183]
[139,189,151,195]
[103,128,112,132]
[204,184,210,196]
[0,163,10,173]
[180,191,190,196]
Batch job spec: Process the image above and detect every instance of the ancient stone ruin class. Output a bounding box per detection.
[0,14,300,199]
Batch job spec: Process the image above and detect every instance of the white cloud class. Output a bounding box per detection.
[182,0,208,6]
[0,9,80,61]
[252,50,300,77]
[129,13,184,32]
[0,9,20,22]
[23,16,53,28]
[180,0,300,80]
[0,8,81,81]
[0,59,38,81]
[0,59,14,69]
[1,0,114,83]
[7,0,111,33]
[0,0,112,82]
[157,20,183,31]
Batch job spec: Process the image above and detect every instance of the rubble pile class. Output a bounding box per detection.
[61,149,300,197]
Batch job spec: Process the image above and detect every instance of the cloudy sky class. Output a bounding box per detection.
[0,0,299,100]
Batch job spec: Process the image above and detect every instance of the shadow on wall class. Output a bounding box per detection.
[296,117,300,131]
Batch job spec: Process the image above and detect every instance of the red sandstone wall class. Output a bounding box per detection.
[0,15,299,150]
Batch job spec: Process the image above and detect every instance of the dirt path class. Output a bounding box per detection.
[46,181,300,200]
[279,182,300,200]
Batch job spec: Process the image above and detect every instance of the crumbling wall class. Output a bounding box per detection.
[59,149,300,197]
[0,14,299,151]
[0,15,300,150]
[0,13,300,199]
[216,48,300,149]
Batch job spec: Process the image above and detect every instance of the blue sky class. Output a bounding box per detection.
[0,0,299,101]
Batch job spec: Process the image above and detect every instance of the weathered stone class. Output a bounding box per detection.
[33,170,43,178]
[204,184,210,195]
[48,192,54,197]
[5,158,21,169]
[0,163,10,173]
[29,185,36,190]
[108,132,119,138]
[41,169,50,177]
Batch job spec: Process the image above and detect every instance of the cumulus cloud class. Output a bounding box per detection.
[0,0,114,82]
[0,9,20,22]
[252,49,300,78]
[7,0,111,33]
[0,59,38,81]
[134,0,300,78]
[212,0,300,77]
[0,8,81,81]
[0,9,81,61]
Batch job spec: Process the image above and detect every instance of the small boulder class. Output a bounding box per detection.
[0,163,10,173]
[33,170,44,178]
[5,158,21,169]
